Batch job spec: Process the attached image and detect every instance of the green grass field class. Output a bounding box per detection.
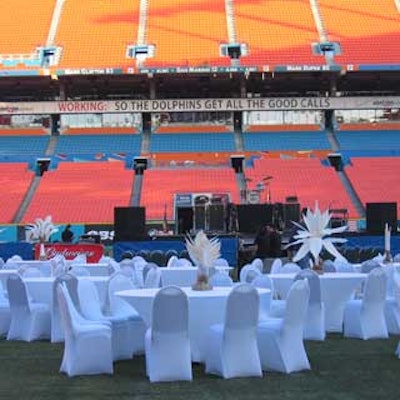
[1,334,399,400]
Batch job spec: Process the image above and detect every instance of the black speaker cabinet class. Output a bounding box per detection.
[366,202,397,234]
[114,207,146,241]
[236,204,273,233]
[284,203,301,225]
[209,204,225,232]
[230,155,244,173]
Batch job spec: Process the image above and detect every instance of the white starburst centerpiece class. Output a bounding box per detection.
[27,216,58,260]
[185,230,221,290]
[286,203,347,271]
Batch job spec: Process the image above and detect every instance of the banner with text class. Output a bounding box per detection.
[1,96,400,115]
[34,243,104,262]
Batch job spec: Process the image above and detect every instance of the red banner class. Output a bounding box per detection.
[35,243,104,263]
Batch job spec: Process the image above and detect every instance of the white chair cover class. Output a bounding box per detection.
[0,257,5,269]
[69,266,90,277]
[240,264,262,283]
[209,272,233,287]
[78,278,136,361]
[334,260,355,273]
[19,266,44,278]
[344,268,388,339]
[174,258,192,268]
[145,286,192,382]
[270,258,283,274]
[144,266,161,288]
[294,270,325,341]
[281,262,302,274]
[57,284,113,377]
[107,259,121,275]
[252,258,264,272]
[0,280,11,336]
[71,254,87,264]
[214,258,230,267]
[107,272,146,355]
[385,272,400,335]
[361,260,381,274]
[6,274,51,342]
[205,284,262,378]
[257,279,311,373]
[166,255,178,268]
[322,260,336,273]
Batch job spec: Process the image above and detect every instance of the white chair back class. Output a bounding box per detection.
[107,272,136,315]
[251,258,264,272]
[58,273,80,313]
[334,260,354,273]
[361,260,381,274]
[7,274,29,310]
[270,258,282,274]
[363,267,387,307]
[214,258,229,268]
[294,269,321,305]
[282,279,310,335]
[0,257,4,269]
[152,286,188,334]
[20,266,44,278]
[167,255,178,268]
[144,266,161,288]
[78,279,104,320]
[240,264,262,283]
[209,271,233,287]
[174,258,192,268]
[225,284,259,331]
[251,274,274,291]
[281,262,302,274]
[69,266,90,277]
[393,273,400,307]
[322,260,336,272]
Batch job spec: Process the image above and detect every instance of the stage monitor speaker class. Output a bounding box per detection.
[194,204,206,231]
[142,113,152,132]
[366,202,397,234]
[114,207,146,241]
[233,111,242,131]
[284,203,301,225]
[230,154,244,173]
[133,157,148,175]
[176,207,194,235]
[209,204,225,232]
[328,153,343,171]
[236,204,272,233]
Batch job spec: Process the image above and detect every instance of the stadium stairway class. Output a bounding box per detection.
[13,176,41,223]
[336,170,365,218]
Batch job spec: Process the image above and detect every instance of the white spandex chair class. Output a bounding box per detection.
[78,278,136,361]
[294,270,325,341]
[166,255,178,268]
[145,286,192,382]
[385,272,400,335]
[0,280,11,337]
[240,264,262,283]
[344,268,388,339]
[107,272,146,355]
[57,284,113,377]
[144,265,162,288]
[270,258,283,274]
[252,258,264,272]
[205,284,262,379]
[280,262,302,274]
[214,258,230,268]
[209,272,233,287]
[257,279,311,373]
[7,274,51,342]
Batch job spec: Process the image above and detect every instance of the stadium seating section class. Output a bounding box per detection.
[141,168,240,220]
[0,0,399,70]
[21,162,135,224]
[336,130,400,152]
[0,136,50,156]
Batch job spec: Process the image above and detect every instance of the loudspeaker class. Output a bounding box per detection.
[366,202,397,234]
[236,204,273,233]
[133,157,148,175]
[324,109,334,130]
[194,205,206,231]
[328,153,343,171]
[230,154,244,173]
[284,203,301,225]
[114,207,146,241]
[227,45,241,59]
[209,204,225,232]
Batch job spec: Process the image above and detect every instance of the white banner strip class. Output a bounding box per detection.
[0,96,399,115]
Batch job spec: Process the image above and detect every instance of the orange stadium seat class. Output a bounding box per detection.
[235,0,323,67]
[345,158,400,217]
[0,163,35,223]
[144,0,230,68]
[0,128,48,136]
[22,162,134,224]
[319,0,400,65]
[0,0,54,59]
[141,168,240,220]
[56,0,140,69]
[245,158,358,218]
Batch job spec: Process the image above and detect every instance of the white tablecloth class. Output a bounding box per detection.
[270,272,366,332]
[160,266,232,287]
[116,286,270,362]
[23,276,109,307]
[0,269,17,286]
[69,263,110,276]
[4,260,53,275]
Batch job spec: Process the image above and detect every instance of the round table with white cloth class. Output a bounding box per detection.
[116,286,270,363]
[269,272,366,332]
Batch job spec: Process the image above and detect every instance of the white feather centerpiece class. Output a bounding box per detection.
[286,202,347,272]
[185,230,221,291]
[27,216,58,260]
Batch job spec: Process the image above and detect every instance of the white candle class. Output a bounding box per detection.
[384,223,391,252]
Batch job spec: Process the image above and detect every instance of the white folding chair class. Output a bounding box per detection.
[144,265,161,288]
[0,280,11,337]
[7,274,51,342]
[145,286,192,382]
[270,258,283,274]
[166,255,178,268]
[385,272,400,335]
[344,268,388,339]
[257,279,311,373]
[57,284,113,377]
[205,284,262,379]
